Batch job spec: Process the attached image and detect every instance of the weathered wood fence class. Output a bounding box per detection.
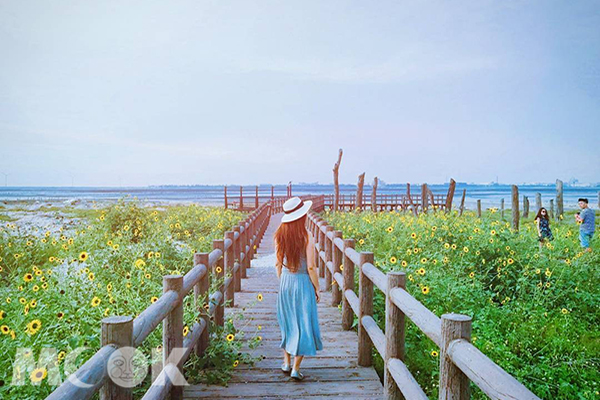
[307,206,540,400]
[224,184,293,211]
[46,203,273,400]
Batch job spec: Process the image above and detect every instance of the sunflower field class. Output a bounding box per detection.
[324,208,599,400]
[0,199,259,399]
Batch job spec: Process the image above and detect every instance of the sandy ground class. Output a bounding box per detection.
[0,198,217,235]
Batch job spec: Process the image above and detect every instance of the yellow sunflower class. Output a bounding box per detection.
[30,368,47,383]
[27,319,42,335]
[91,297,101,307]
[79,252,89,262]
[226,334,235,342]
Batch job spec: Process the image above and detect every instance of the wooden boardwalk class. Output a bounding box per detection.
[184,213,383,399]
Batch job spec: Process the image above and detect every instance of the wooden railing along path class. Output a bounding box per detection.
[46,202,274,400]
[307,203,541,400]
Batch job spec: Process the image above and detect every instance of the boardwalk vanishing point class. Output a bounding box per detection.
[184,212,384,399]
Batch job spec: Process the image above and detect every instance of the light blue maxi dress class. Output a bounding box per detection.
[276,250,323,356]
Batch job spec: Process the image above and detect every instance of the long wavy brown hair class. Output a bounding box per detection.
[274,215,307,273]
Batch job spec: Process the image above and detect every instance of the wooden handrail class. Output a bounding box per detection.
[307,210,541,400]
[46,202,273,400]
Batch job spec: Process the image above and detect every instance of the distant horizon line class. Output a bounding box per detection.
[0,180,599,189]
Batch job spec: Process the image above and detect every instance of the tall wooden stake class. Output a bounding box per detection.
[371,177,378,212]
[535,192,542,212]
[445,178,456,212]
[512,185,519,231]
[356,173,365,211]
[556,179,564,221]
[333,149,343,212]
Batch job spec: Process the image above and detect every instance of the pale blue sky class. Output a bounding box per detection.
[1,0,599,186]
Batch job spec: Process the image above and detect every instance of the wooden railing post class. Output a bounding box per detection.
[225,231,235,307]
[100,316,133,400]
[233,226,242,292]
[476,200,481,218]
[358,252,374,366]
[239,186,244,211]
[324,226,333,290]
[255,185,259,209]
[213,240,225,327]
[523,196,530,218]
[239,223,248,279]
[193,253,210,356]
[385,272,406,400]
[500,198,505,219]
[317,221,326,278]
[163,275,184,400]
[439,314,472,400]
[341,239,356,330]
[331,230,343,306]
[224,185,228,209]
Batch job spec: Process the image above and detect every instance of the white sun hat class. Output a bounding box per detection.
[280,197,313,223]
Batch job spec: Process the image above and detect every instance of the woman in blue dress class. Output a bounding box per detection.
[274,197,323,381]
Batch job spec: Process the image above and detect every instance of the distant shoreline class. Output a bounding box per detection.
[1,182,598,210]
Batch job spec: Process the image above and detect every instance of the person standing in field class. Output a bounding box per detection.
[274,197,323,381]
[575,198,595,252]
[534,207,553,250]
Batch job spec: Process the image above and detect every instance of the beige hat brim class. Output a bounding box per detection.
[280,200,313,223]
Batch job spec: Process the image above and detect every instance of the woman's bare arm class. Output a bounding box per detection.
[306,235,320,302]
[275,240,282,278]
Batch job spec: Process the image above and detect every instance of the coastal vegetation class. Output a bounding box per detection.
[0,199,258,399]
[324,208,599,399]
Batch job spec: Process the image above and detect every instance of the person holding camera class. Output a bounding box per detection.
[575,198,595,252]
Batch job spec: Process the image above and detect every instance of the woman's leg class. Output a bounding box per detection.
[292,355,304,371]
[283,350,291,367]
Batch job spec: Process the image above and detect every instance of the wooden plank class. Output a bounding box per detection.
[235,357,361,370]
[227,367,379,383]
[184,380,383,398]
